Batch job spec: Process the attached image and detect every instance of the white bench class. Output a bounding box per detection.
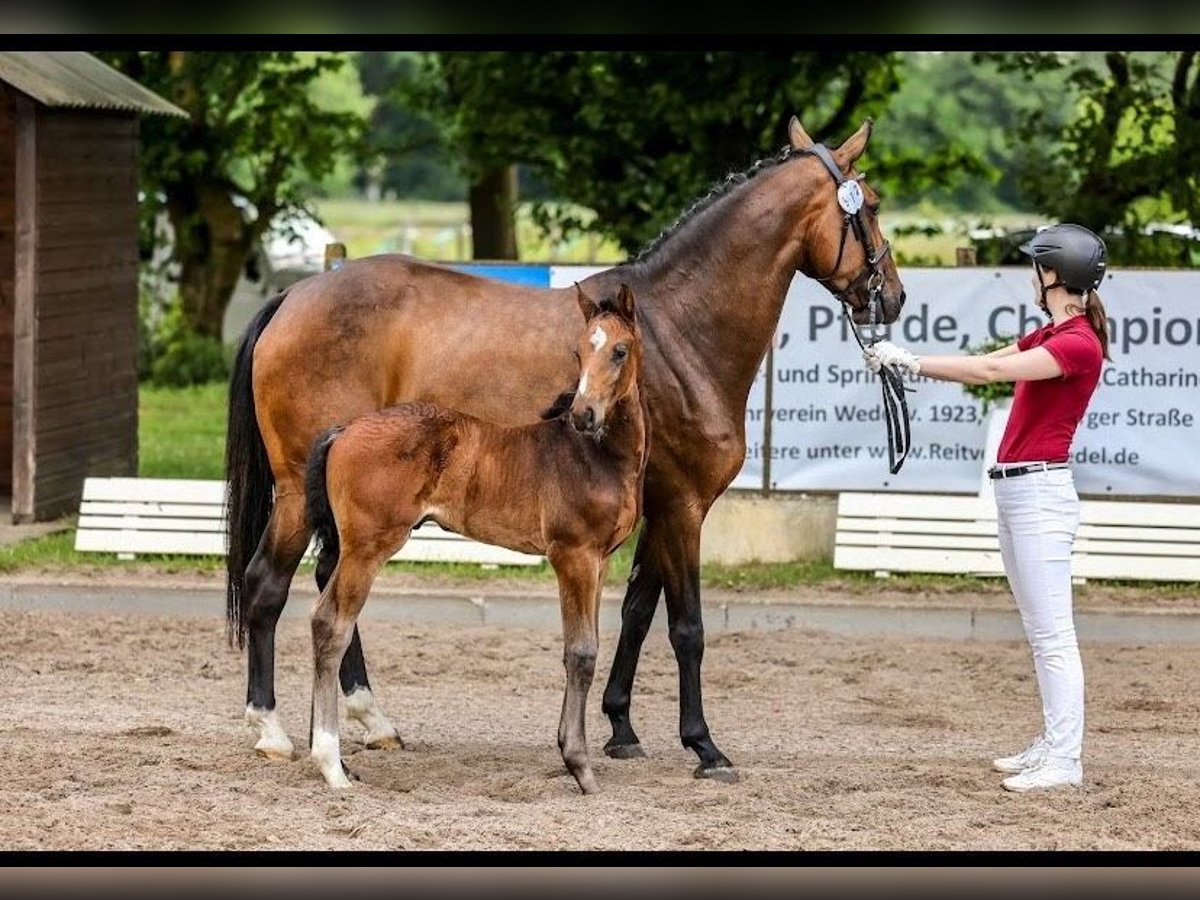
[835,491,1200,583]
[74,477,544,567]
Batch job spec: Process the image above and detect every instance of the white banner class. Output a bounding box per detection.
[549,266,1200,498]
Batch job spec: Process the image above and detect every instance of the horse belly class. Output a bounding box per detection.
[456,506,545,558]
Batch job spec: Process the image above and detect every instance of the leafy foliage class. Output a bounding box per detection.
[140,304,229,387]
[99,51,368,337]
[975,51,1200,241]
[396,51,971,254]
[961,335,1017,414]
[355,51,466,201]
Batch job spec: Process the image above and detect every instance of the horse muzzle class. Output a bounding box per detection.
[571,406,599,435]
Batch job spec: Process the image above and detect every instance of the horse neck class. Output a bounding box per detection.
[596,376,649,478]
[626,158,824,406]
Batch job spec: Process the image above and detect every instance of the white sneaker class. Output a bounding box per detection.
[1001,757,1083,793]
[992,735,1048,774]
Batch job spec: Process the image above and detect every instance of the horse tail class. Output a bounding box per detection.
[225,292,287,648]
[304,427,343,571]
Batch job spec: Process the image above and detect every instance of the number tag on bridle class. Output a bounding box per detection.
[837,179,864,215]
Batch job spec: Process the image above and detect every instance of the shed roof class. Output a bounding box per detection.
[0,51,187,117]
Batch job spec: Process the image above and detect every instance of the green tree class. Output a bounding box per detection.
[100,51,366,338]
[402,51,955,257]
[978,50,1199,259]
[355,51,466,202]
[881,52,1073,211]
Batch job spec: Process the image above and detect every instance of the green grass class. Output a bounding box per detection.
[139,383,228,480]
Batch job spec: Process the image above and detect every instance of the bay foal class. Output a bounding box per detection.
[304,284,648,793]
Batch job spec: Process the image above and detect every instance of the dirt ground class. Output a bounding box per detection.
[3,597,1199,852]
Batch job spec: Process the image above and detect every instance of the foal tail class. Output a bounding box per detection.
[224,292,286,648]
[304,427,343,571]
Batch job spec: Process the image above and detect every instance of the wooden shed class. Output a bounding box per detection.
[0,52,185,522]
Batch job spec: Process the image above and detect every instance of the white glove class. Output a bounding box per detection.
[863,340,921,376]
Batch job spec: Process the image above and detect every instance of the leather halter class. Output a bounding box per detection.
[806,142,892,330]
[802,143,912,475]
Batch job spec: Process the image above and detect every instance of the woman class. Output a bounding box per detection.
[864,223,1109,792]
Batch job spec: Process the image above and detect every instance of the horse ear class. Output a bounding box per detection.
[833,118,873,170]
[788,116,815,151]
[575,283,599,321]
[614,283,636,324]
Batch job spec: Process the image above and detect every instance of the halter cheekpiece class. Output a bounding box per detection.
[802,142,913,475]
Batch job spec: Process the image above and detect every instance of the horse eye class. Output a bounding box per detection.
[612,344,628,362]
[573,349,581,361]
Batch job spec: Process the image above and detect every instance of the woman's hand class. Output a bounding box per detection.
[863,340,921,376]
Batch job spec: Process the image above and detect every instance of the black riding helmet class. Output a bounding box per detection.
[1018,223,1108,293]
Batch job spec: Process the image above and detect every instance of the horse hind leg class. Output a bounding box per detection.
[314,549,404,750]
[342,631,404,750]
[244,492,310,761]
[310,549,388,789]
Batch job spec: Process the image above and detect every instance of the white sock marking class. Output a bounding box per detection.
[311,728,351,788]
[344,686,398,743]
[245,705,293,755]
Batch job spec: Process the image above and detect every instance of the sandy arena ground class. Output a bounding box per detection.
[3,585,1199,853]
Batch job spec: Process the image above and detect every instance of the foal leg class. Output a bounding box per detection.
[550,546,603,795]
[244,492,310,761]
[315,552,403,750]
[310,552,383,789]
[602,522,664,759]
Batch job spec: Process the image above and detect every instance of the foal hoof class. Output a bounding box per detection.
[694,764,739,784]
[364,733,405,751]
[603,741,647,760]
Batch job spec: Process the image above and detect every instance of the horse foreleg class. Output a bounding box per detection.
[550,546,603,795]
[315,552,403,750]
[659,509,736,781]
[244,495,309,761]
[310,553,380,789]
[601,523,664,759]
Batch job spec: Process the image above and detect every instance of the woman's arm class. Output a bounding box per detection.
[986,342,1021,359]
[918,346,1062,385]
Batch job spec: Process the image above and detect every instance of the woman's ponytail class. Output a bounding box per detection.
[1085,289,1111,361]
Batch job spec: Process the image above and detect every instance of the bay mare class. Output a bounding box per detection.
[304,285,648,794]
[226,116,906,779]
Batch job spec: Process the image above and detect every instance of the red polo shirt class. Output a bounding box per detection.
[997,315,1104,464]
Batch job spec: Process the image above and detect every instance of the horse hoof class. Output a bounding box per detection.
[575,773,600,795]
[254,744,297,763]
[364,733,404,751]
[694,764,739,784]
[604,741,647,760]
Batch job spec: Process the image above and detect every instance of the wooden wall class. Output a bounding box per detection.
[11,98,140,521]
[0,86,14,495]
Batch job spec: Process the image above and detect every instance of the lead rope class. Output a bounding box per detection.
[841,292,915,475]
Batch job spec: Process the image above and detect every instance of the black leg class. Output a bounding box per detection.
[660,515,735,780]
[602,524,664,758]
[245,544,300,712]
[338,628,372,695]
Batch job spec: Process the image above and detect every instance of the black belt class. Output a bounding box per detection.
[988,462,1070,480]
